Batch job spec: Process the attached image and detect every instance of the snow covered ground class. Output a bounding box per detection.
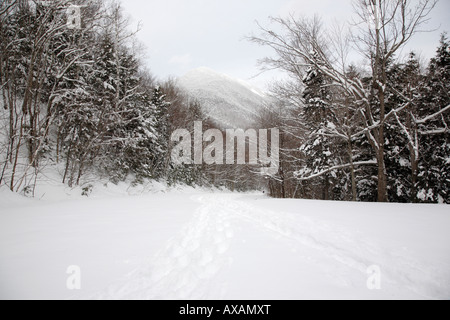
[1,186,449,300]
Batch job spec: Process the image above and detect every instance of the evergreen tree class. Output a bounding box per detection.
[150,86,170,178]
[384,53,423,202]
[300,63,345,200]
[418,34,450,203]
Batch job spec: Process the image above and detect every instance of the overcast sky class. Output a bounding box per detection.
[121,0,450,88]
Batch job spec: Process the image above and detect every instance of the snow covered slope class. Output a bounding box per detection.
[1,188,449,300]
[178,67,269,128]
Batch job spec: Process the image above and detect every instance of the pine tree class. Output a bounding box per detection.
[300,64,345,200]
[121,94,158,182]
[150,86,170,178]
[417,34,450,203]
[384,53,423,202]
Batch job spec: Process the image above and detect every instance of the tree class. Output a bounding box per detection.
[0,0,102,193]
[383,52,423,202]
[300,64,341,200]
[1,0,216,194]
[162,80,209,187]
[417,34,450,203]
[250,0,441,202]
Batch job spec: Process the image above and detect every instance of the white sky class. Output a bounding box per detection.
[121,0,450,88]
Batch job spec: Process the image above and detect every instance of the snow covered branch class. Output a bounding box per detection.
[394,111,419,159]
[416,105,450,125]
[419,128,449,135]
[0,0,17,17]
[295,160,377,181]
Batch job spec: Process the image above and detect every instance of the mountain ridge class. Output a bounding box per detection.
[177,67,269,129]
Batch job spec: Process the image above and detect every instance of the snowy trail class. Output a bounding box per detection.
[93,193,450,300]
[95,195,236,299]
[1,189,449,299]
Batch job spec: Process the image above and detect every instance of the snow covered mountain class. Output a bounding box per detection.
[178,67,269,129]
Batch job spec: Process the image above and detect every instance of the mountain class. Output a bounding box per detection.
[177,67,269,129]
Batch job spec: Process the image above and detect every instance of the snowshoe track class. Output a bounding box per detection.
[94,194,449,299]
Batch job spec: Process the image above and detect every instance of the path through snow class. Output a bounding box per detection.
[91,193,450,300]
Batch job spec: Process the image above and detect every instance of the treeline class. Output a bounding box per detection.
[1,0,448,203]
[252,0,449,203]
[0,0,215,195]
[0,0,264,195]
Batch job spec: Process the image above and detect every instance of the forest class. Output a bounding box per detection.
[0,0,449,203]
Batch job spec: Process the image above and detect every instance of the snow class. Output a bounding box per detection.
[1,186,449,300]
[417,190,427,201]
[177,67,270,129]
[327,121,337,130]
[399,158,410,167]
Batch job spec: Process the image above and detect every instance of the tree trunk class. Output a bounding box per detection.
[323,175,330,200]
[279,168,286,198]
[410,157,418,203]
[76,163,84,186]
[373,13,389,203]
[8,81,15,164]
[10,116,24,191]
[62,145,73,184]
[0,143,9,185]
[347,140,357,201]
[376,149,388,202]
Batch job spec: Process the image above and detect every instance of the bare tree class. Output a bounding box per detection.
[250,0,442,202]
[351,0,438,202]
